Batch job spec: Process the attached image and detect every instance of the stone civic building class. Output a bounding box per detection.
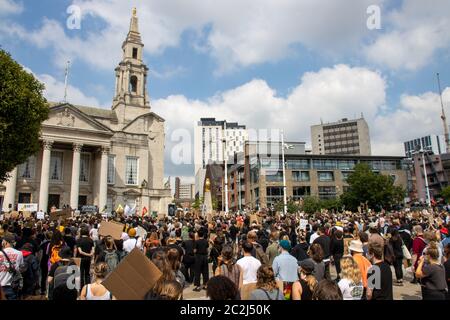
[0,9,171,214]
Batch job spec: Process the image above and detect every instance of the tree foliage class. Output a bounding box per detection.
[341,163,405,211]
[0,50,49,182]
[440,186,450,203]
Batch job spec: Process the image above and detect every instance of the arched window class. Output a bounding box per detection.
[130,75,138,93]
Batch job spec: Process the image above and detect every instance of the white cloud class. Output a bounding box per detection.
[37,73,101,107]
[154,64,389,177]
[372,88,450,155]
[365,0,450,71]
[0,0,23,16]
[1,0,384,72]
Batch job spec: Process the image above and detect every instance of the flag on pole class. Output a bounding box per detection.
[142,206,148,217]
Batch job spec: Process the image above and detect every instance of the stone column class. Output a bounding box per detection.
[98,146,109,212]
[70,143,83,210]
[38,140,53,212]
[2,167,18,212]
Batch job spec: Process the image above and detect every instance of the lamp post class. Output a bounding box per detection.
[223,121,229,213]
[412,147,431,207]
[280,131,294,215]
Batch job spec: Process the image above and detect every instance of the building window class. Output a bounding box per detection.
[341,171,352,181]
[106,197,114,212]
[318,186,336,199]
[18,156,36,179]
[265,170,283,182]
[125,156,139,185]
[18,193,31,203]
[130,75,138,93]
[79,154,90,182]
[107,155,115,184]
[132,47,138,59]
[266,186,284,205]
[293,186,310,199]
[292,171,310,181]
[50,151,63,181]
[318,171,334,182]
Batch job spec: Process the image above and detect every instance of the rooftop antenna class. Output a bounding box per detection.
[320,118,323,124]
[437,73,450,153]
[63,60,71,103]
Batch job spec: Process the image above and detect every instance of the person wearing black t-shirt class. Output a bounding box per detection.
[193,229,209,292]
[76,227,94,289]
[228,221,239,243]
[367,242,393,300]
[63,227,76,252]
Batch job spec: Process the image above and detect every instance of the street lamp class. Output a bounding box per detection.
[280,130,293,215]
[412,147,431,207]
[223,121,229,213]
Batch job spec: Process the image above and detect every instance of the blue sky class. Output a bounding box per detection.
[1,0,449,181]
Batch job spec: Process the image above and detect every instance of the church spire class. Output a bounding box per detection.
[129,7,139,35]
[112,7,150,123]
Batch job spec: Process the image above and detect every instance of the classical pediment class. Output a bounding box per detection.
[44,103,113,133]
[121,112,164,138]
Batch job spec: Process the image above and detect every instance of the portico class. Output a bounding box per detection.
[0,9,172,214]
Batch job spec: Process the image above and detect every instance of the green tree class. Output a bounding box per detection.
[440,186,450,203]
[192,197,204,210]
[0,50,49,182]
[341,163,405,211]
[320,197,342,211]
[301,196,321,214]
[275,199,300,213]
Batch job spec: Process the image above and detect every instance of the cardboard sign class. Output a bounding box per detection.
[157,213,165,220]
[50,208,71,221]
[73,258,81,268]
[241,280,283,300]
[81,205,97,214]
[98,220,124,240]
[4,213,11,219]
[206,213,213,222]
[10,211,19,219]
[36,211,45,220]
[249,214,259,225]
[102,248,162,300]
[299,219,308,230]
[18,203,38,212]
[23,211,32,219]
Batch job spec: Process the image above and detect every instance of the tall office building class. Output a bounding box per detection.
[194,118,248,197]
[404,135,446,158]
[311,117,371,155]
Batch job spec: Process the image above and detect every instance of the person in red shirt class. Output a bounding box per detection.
[411,225,427,284]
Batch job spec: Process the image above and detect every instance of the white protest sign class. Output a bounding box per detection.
[299,219,308,230]
[37,211,45,220]
[136,226,147,239]
[18,203,38,212]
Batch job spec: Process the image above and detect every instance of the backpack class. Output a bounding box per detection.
[104,250,119,272]
[254,243,269,266]
[53,264,71,289]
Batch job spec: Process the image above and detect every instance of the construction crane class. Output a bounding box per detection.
[437,73,450,153]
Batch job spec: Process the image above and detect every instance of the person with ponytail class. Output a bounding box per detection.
[215,244,243,290]
[415,241,448,300]
[291,259,318,300]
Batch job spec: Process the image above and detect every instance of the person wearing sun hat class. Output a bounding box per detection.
[272,239,298,283]
[349,239,371,290]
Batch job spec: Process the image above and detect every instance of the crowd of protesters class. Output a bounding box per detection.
[0,206,449,301]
